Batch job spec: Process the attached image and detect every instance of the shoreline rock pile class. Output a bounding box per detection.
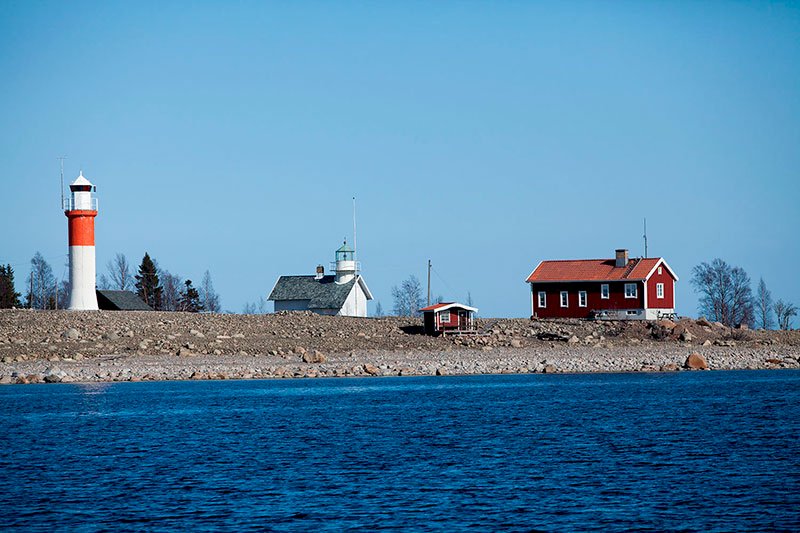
[0,309,797,384]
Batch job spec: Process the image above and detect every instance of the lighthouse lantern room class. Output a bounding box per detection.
[64,171,99,310]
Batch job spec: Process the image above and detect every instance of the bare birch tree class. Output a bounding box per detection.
[392,275,424,317]
[691,259,754,327]
[755,278,774,330]
[774,300,798,331]
[200,270,221,313]
[159,270,183,311]
[105,253,133,291]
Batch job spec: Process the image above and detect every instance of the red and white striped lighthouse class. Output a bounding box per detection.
[64,171,99,310]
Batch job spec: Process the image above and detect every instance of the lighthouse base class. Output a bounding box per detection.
[67,245,99,310]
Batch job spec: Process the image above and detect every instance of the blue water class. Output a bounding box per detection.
[1,371,799,531]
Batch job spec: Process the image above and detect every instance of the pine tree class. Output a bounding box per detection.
[179,279,201,312]
[0,264,22,308]
[135,253,162,310]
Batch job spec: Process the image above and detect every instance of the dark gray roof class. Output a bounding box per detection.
[268,275,355,310]
[96,290,152,311]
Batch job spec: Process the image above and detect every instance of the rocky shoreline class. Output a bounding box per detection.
[1,310,798,385]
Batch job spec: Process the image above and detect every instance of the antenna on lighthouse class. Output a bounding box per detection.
[58,155,67,210]
[643,217,648,258]
[352,196,357,266]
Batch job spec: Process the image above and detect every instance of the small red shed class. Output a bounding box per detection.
[420,302,478,335]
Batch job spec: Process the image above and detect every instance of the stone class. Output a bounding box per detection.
[43,367,67,383]
[510,339,523,348]
[684,353,709,370]
[567,335,580,345]
[363,363,380,376]
[702,340,712,347]
[543,364,557,373]
[0,375,13,384]
[696,317,713,328]
[302,350,326,364]
[435,367,446,376]
[63,328,80,340]
[680,330,694,342]
[177,347,194,357]
[656,319,676,330]
[661,363,680,372]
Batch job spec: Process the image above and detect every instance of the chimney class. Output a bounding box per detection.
[615,249,629,268]
[315,265,324,280]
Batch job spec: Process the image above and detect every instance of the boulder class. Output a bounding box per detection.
[656,319,676,330]
[702,339,712,347]
[510,339,523,348]
[680,330,694,342]
[363,364,380,376]
[302,350,326,364]
[63,328,80,340]
[567,335,580,345]
[696,317,713,328]
[661,363,680,372]
[684,353,708,370]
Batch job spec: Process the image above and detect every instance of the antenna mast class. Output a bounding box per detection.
[643,218,648,258]
[352,197,357,266]
[58,155,67,210]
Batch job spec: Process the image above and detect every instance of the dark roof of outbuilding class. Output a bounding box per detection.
[96,290,152,311]
[268,275,356,310]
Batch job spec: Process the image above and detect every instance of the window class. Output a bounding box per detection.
[624,283,637,298]
[578,291,587,307]
[600,284,609,299]
[626,310,638,316]
[560,291,568,307]
[656,283,664,299]
[538,291,546,308]
[658,266,663,275]
[439,311,450,323]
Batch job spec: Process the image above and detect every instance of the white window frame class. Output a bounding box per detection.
[439,310,450,323]
[578,291,587,307]
[560,291,568,308]
[600,284,609,299]
[658,266,663,275]
[624,283,637,298]
[538,291,546,308]
[656,283,664,299]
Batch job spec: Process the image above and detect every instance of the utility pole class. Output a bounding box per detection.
[643,218,648,258]
[427,259,432,307]
[58,155,67,210]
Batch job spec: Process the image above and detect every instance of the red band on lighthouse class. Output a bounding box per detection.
[67,211,97,246]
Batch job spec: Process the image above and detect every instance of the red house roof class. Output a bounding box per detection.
[526,257,677,283]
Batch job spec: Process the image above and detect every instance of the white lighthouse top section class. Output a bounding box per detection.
[333,240,359,284]
[65,171,98,211]
[71,171,94,187]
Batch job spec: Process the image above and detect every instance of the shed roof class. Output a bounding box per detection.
[419,302,478,313]
[526,257,677,283]
[96,290,152,311]
[268,275,372,310]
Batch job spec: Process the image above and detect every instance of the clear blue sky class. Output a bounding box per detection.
[2,1,798,317]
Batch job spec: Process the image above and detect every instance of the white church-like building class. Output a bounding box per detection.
[268,241,373,317]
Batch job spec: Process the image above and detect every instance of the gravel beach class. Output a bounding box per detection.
[1,310,798,384]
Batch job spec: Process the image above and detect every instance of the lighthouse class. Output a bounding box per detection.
[334,240,357,284]
[64,171,99,310]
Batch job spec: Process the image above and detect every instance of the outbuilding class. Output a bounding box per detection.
[419,302,478,335]
[526,249,678,320]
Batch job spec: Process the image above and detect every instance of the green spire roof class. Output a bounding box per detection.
[336,240,354,254]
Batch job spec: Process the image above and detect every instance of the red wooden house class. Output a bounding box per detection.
[419,302,478,335]
[526,249,678,320]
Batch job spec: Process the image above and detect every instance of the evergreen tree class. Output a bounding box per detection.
[0,264,22,308]
[135,253,162,310]
[178,279,202,312]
